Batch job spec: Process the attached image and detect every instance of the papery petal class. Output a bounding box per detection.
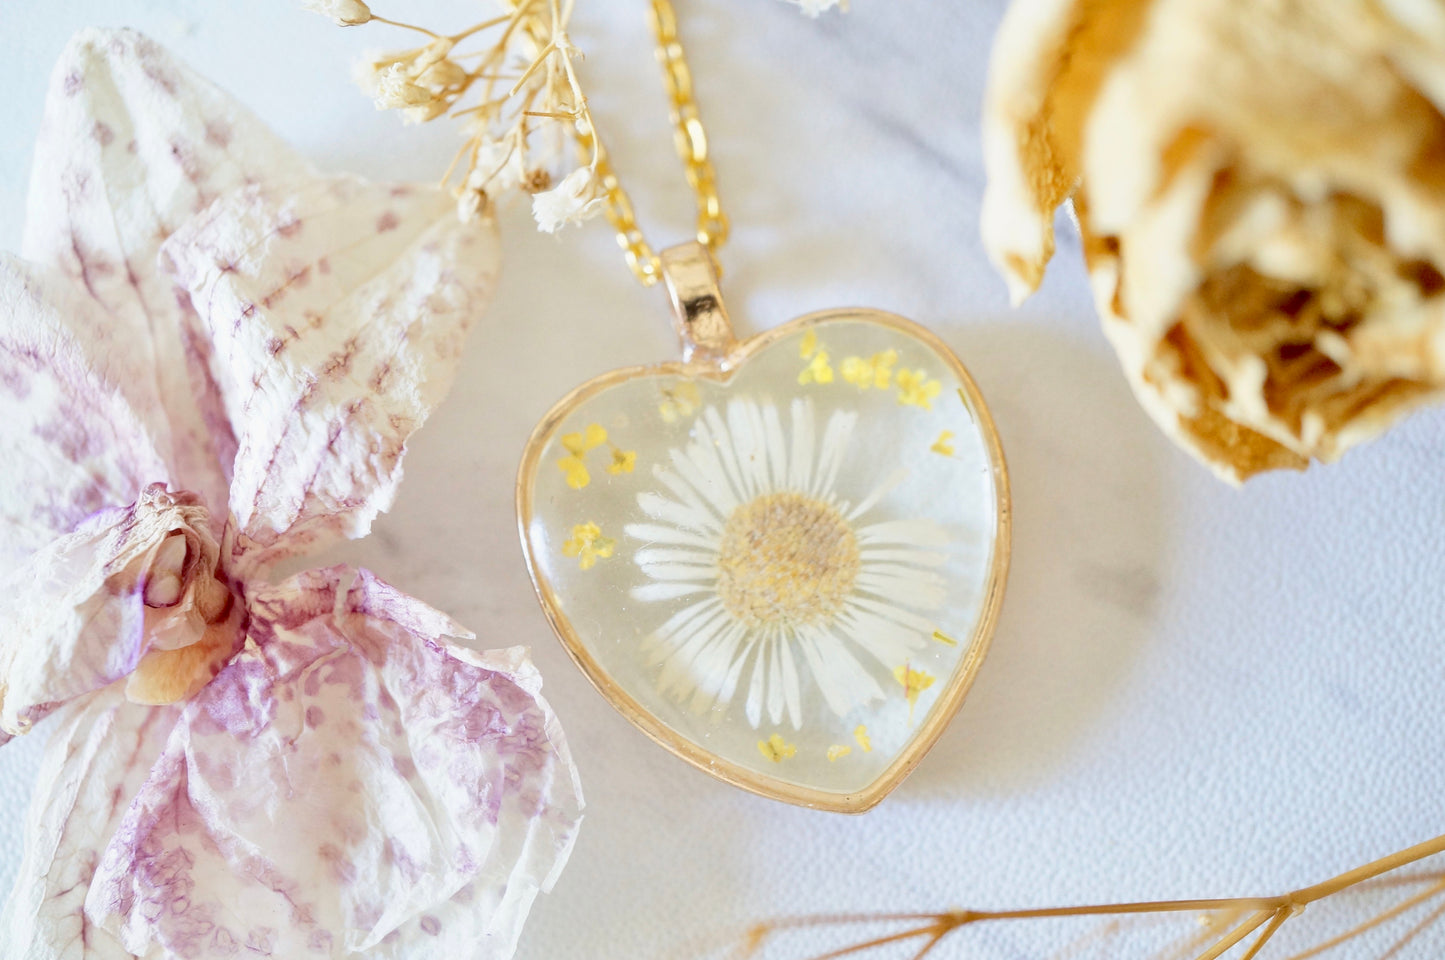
[162,177,499,573]
[23,28,313,517]
[88,566,582,959]
[0,256,168,575]
[0,688,182,960]
[0,486,219,737]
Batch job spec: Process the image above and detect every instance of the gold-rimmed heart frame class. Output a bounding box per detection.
[516,244,1010,813]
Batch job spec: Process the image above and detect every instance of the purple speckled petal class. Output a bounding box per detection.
[0,256,169,576]
[0,688,183,960]
[87,566,582,959]
[0,485,219,738]
[22,27,313,521]
[161,176,500,574]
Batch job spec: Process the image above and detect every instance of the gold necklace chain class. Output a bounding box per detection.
[576,0,729,286]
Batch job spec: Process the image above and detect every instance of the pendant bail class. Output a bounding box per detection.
[660,241,736,364]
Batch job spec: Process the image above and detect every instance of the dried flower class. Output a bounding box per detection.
[983,0,1445,483]
[302,0,373,26]
[313,0,607,230]
[0,30,581,958]
[532,165,606,232]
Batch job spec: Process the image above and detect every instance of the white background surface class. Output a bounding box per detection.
[2,1,1444,958]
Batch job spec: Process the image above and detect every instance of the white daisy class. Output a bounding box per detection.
[625,397,949,730]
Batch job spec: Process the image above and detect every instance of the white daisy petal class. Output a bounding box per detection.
[625,522,718,550]
[657,609,732,698]
[714,634,753,711]
[638,491,720,535]
[857,571,949,609]
[788,398,815,492]
[847,466,910,521]
[860,547,950,567]
[630,582,712,603]
[744,637,767,729]
[655,466,727,526]
[644,597,721,661]
[778,637,803,730]
[702,407,749,503]
[766,639,785,725]
[653,596,723,644]
[651,605,731,671]
[857,518,951,548]
[797,628,885,716]
[761,402,789,495]
[635,548,718,567]
[688,622,748,714]
[859,561,951,581]
[635,562,717,583]
[835,607,927,669]
[847,595,940,634]
[726,400,769,498]
[813,409,857,501]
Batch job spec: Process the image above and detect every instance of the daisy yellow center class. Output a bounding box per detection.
[716,492,860,628]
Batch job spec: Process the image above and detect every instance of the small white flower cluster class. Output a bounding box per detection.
[307,0,606,232]
[355,38,467,124]
[531,167,604,233]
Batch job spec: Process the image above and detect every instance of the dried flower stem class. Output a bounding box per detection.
[745,834,1445,960]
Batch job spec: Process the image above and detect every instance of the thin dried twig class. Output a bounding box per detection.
[744,834,1445,960]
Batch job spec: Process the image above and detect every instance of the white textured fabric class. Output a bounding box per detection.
[3,2,1444,959]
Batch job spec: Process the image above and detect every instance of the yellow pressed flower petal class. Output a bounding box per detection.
[563,522,611,570]
[800,328,818,359]
[561,432,586,456]
[659,383,701,423]
[798,350,834,386]
[607,448,636,474]
[854,724,872,752]
[757,733,797,762]
[894,664,937,724]
[897,369,943,409]
[582,423,608,450]
[557,455,591,490]
[841,351,898,390]
[826,744,852,762]
[930,430,956,456]
[872,349,898,389]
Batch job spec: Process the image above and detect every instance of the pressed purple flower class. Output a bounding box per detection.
[0,29,581,960]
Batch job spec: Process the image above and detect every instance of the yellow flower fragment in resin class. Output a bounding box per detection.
[521,317,1007,809]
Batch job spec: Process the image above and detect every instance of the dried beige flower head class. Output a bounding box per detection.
[983,0,1445,483]
[302,0,372,26]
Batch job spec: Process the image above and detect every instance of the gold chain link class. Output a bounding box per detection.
[579,0,729,286]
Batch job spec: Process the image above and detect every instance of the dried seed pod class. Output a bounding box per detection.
[983,0,1445,482]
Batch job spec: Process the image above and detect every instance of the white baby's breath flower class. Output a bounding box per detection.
[456,138,529,222]
[301,0,372,26]
[417,58,467,90]
[531,166,604,232]
[369,62,433,110]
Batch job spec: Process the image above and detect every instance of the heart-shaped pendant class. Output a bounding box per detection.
[518,244,1009,812]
